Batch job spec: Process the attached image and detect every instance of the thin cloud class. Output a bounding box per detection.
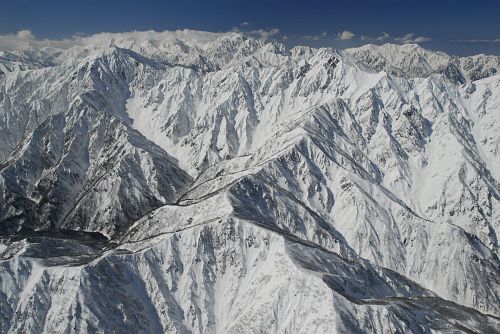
[0,29,225,51]
[456,38,500,43]
[240,21,250,26]
[0,28,438,52]
[338,31,355,40]
[0,30,75,50]
[246,28,280,40]
[302,31,327,41]
[231,26,280,41]
[338,31,431,44]
[376,32,390,41]
[395,33,432,43]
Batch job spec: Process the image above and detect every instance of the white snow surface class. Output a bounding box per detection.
[0,31,499,333]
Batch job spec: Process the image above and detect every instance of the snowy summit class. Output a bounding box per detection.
[0,30,499,333]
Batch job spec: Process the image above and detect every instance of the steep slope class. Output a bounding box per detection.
[0,50,54,75]
[346,43,500,84]
[0,32,499,333]
[2,216,499,334]
[0,48,192,237]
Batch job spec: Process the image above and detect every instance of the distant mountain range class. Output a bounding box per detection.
[0,31,499,333]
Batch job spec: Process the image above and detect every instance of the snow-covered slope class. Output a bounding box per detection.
[346,43,500,83]
[0,31,499,333]
[0,50,55,75]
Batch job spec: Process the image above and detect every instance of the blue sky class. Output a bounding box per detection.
[1,0,499,55]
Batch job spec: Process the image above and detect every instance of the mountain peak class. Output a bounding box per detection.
[0,29,499,333]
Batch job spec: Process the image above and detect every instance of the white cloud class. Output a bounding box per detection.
[16,30,35,39]
[395,33,431,43]
[0,30,42,50]
[413,36,432,43]
[360,32,389,41]
[376,32,390,41]
[240,28,280,41]
[338,31,355,40]
[240,21,250,26]
[0,28,441,53]
[0,29,226,51]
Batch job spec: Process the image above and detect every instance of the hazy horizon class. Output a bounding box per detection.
[1,0,499,56]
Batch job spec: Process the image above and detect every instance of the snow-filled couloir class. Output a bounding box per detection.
[0,30,499,333]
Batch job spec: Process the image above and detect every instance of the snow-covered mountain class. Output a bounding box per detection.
[346,43,500,83]
[0,31,499,333]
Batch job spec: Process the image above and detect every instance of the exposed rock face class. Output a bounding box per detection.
[345,43,499,83]
[0,32,499,333]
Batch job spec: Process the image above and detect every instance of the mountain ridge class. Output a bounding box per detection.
[0,31,499,333]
